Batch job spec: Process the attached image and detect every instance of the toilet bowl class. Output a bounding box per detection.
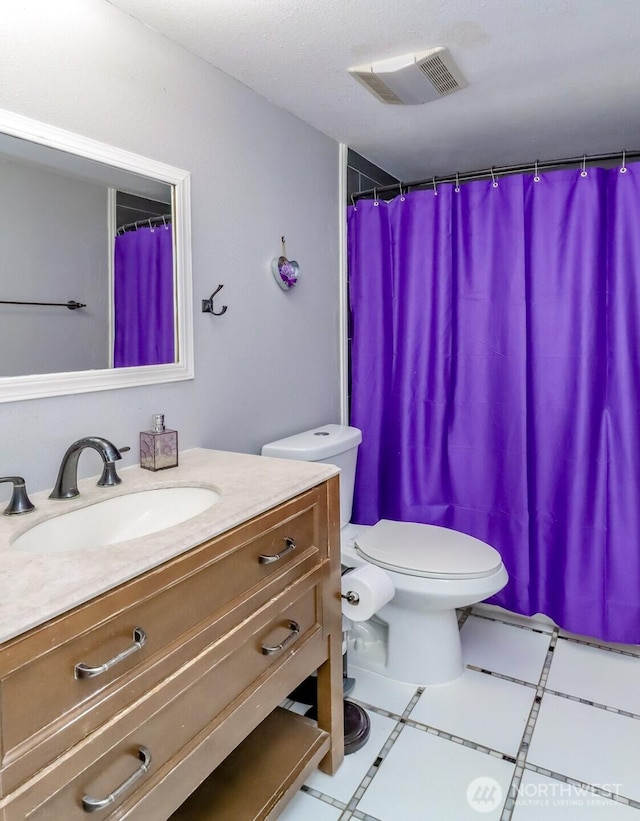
[262,424,509,687]
[341,521,508,685]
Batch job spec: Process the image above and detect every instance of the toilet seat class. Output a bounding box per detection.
[354,519,503,580]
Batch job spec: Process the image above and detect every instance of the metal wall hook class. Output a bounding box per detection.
[202,284,228,316]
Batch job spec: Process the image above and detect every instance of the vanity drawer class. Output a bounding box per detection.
[0,487,329,794]
[5,574,324,821]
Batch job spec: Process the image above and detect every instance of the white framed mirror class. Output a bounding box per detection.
[0,108,193,403]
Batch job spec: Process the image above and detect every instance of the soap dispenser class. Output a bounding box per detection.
[140,414,178,471]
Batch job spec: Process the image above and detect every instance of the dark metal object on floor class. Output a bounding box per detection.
[289,625,371,754]
[304,700,371,755]
[289,669,371,755]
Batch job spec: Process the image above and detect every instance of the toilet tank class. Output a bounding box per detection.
[261,424,362,527]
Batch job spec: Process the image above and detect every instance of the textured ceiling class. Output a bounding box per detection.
[108,0,640,182]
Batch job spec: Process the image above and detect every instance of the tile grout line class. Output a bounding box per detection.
[465,664,539,690]
[520,762,640,810]
[499,626,559,819]
[466,613,640,815]
[342,613,556,819]
[345,671,535,818]
[315,608,640,819]
[286,686,426,819]
[345,608,552,819]
[467,663,640,722]
[341,687,424,818]
[473,609,640,658]
[299,784,348,812]
[522,627,640,812]
[348,698,407,723]
[343,722,405,815]
[402,716,518,762]
[543,687,640,720]
[470,611,555,635]
[346,810,384,821]
[554,632,640,658]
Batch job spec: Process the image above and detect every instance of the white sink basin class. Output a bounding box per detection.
[12,487,220,553]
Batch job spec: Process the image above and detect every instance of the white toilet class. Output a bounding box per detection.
[262,424,508,686]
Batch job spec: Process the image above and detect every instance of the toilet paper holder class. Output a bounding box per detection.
[340,563,395,622]
[341,566,360,606]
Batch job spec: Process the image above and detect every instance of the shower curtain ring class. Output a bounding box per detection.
[581,155,588,178]
[491,167,498,188]
[455,172,460,193]
[373,188,379,205]
[534,160,540,182]
[351,193,358,210]
[432,177,438,196]
[399,182,405,201]
[620,149,627,174]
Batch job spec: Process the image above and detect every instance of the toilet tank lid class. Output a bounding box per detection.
[261,424,362,461]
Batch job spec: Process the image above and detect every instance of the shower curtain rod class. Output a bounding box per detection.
[352,149,640,202]
[116,214,172,235]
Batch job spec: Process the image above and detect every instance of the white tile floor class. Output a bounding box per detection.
[278,606,640,820]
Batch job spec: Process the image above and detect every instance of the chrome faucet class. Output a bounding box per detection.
[0,476,35,515]
[49,437,123,500]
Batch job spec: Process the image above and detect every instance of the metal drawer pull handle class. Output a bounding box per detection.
[261,620,301,655]
[258,536,297,564]
[75,628,147,680]
[82,745,152,813]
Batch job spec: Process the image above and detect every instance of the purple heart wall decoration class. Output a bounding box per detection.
[271,255,300,290]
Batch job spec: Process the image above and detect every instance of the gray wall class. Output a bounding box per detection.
[0,0,342,499]
[0,160,109,376]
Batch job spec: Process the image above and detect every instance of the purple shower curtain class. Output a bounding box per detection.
[113,225,175,367]
[348,164,640,643]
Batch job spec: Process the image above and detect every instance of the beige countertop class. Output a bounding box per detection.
[0,448,338,644]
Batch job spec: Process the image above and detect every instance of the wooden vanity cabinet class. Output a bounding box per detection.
[0,476,344,820]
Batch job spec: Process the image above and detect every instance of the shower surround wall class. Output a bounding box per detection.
[347,149,398,202]
[0,0,341,499]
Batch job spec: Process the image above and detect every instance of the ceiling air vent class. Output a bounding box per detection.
[349,47,467,105]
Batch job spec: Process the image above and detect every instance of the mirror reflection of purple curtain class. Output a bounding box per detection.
[348,165,640,643]
[113,225,175,367]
